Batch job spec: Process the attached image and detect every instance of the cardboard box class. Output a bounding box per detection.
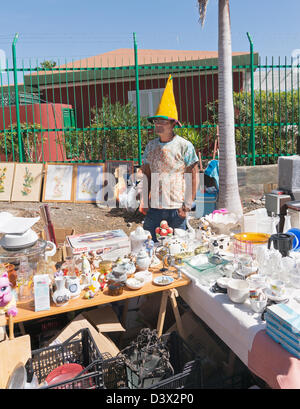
[82,306,125,333]
[40,227,75,262]
[49,312,120,357]
[66,229,131,261]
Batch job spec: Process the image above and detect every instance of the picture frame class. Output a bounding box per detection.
[11,163,44,202]
[74,163,105,203]
[104,160,134,205]
[0,162,15,202]
[42,163,75,203]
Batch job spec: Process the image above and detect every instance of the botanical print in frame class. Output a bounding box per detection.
[11,163,44,202]
[42,163,74,203]
[0,162,15,202]
[74,163,105,203]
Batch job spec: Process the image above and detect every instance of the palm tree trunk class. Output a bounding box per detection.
[217,0,243,216]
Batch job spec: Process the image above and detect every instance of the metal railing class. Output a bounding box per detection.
[0,33,299,166]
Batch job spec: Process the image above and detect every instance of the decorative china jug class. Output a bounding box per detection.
[66,276,82,299]
[52,277,71,307]
[130,226,151,255]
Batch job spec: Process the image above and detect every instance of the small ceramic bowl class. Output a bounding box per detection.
[227,279,250,303]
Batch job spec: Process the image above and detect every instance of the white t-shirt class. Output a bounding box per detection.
[142,135,198,209]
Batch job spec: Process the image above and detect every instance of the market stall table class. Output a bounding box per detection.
[0,269,190,340]
[179,264,300,389]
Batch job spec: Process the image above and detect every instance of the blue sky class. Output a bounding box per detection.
[1,0,300,65]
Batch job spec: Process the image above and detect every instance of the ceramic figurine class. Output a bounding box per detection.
[155,220,173,240]
[89,272,101,294]
[199,217,210,230]
[82,253,91,275]
[99,273,108,291]
[88,251,100,271]
[0,272,17,317]
[144,235,155,258]
[54,268,64,278]
[52,277,71,307]
[83,290,95,299]
[80,253,93,289]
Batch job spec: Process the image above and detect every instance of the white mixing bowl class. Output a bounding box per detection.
[227,279,250,304]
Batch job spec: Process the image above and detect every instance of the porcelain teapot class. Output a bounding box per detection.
[135,248,152,271]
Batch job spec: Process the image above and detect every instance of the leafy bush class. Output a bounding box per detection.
[64,98,150,161]
[206,90,300,165]
[0,123,43,162]
[177,125,202,151]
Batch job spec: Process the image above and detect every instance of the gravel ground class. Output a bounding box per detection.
[0,197,265,236]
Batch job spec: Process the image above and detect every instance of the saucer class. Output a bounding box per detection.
[263,287,288,302]
[153,276,174,286]
[216,277,229,289]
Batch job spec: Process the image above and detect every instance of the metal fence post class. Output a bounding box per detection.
[12,33,23,163]
[247,32,255,166]
[133,32,142,166]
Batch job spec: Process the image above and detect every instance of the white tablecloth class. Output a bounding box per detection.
[179,265,300,366]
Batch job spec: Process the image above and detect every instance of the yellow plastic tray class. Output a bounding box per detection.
[233,232,270,243]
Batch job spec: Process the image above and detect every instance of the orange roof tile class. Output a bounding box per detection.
[59,48,249,68]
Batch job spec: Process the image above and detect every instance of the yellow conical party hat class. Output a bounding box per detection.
[148,74,182,127]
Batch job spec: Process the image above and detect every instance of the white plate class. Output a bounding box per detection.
[263,287,288,302]
[216,277,229,289]
[153,276,174,286]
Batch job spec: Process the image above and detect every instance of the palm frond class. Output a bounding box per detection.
[197,0,209,26]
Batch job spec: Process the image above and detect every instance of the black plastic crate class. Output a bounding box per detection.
[102,330,203,389]
[148,358,202,389]
[26,328,106,389]
[203,368,255,389]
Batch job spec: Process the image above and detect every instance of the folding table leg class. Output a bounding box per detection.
[156,291,169,337]
[168,289,185,338]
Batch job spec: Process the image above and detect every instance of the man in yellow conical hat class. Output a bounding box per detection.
[140,75,199,241]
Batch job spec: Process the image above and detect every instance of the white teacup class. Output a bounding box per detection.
[270,279,285,296]
[250,297,268,313]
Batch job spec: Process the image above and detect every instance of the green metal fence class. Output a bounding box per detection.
[1,33,300,166]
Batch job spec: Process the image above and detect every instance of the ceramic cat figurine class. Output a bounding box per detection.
[0,272,17,317]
